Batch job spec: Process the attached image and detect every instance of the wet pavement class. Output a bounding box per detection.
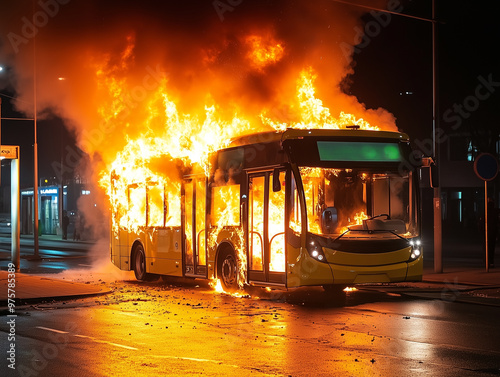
[1,232,499,377]
[1,263,500,312]
[1,272,500,377]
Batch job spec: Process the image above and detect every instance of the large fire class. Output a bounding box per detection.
[96,34,387,289]
[99,37,379,232]
[0,0,399,292]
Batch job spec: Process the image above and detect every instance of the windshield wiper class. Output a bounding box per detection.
[333,229,350,242]
[333,227,407,242]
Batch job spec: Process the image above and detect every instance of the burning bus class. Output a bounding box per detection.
[109,127,423,292]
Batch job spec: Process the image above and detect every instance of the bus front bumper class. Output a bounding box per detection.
[328,257,422,285]
[288,249,422,287]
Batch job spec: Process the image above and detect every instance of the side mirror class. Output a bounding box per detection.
[321,207,338,234]
[272,168,281,192]
[421,157,439,188]
[430,163,439,188]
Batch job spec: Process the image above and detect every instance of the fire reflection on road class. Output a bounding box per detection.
[15,274,500,377]
[47,276,432,376]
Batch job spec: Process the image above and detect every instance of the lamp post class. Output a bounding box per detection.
[432,0,442,273]
[33,7,39,257]
[33,80,39,257]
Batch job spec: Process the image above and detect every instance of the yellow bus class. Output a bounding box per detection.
[110,128,423,292]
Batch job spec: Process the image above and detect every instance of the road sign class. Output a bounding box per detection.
[1,145,19,159]
[474,153,499,181]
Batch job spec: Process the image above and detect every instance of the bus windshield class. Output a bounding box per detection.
[298,167,418,239]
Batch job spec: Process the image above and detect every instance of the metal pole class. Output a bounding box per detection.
[485,181,489,272]
[0,97,2,166]
[33,1,39,257]
[60,125,64,237]
[11,157,20,272]
[432,0,442,273]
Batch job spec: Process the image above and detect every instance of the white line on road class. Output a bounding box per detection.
[36,326,69,334]
[150,354,239,368]
[36,326,138,350]
[73,334,139,350]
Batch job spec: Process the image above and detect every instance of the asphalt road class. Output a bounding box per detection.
[1,233,499,376]
[0,234,98,274]
[1,275,500,377]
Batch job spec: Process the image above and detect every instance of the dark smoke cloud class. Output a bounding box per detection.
[1,0,394,140]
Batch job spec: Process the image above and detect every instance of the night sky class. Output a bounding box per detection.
[0,0,499,187]
[352,0,500,148]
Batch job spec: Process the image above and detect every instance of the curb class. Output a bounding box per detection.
[0,289,112,313]
[398,291,500,308]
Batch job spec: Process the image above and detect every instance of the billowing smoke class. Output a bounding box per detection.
[0,0,396,256]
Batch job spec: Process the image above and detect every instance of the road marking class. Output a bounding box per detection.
[150,354,239,368]
[37,327,138,350]
[36,326,69,334]
[74,334,138,350]
[118,311,142,317]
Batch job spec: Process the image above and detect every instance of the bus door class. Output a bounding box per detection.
[247,170,286,286]
[183,178,208,277]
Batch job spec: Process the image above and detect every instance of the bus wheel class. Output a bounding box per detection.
[218,249,238,292]
[133,244,154,282]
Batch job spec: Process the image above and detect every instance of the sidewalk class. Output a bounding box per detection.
[368,265,500,307]
[0,270,111,308]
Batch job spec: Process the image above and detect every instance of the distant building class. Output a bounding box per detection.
[435,131,499,237]
[20,182,91,236]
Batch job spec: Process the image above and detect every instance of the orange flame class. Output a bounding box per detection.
[339,211,369,234]
[246,34,285,70]
[96,35,388,288]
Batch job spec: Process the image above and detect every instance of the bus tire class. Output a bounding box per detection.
[217,248,238,292]
[132,244,155,282]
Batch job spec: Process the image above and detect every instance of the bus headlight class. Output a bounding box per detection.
[306,236,327,263]
[408,238,422,261]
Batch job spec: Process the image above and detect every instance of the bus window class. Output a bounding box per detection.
[289,173,302,233]
[373,175,408,225]
[128,185,146,229]
[165,181,181,227]
[249,176,264,270]
[196,179,206,266]
[269,170,285,272]
[148,184,164,227]
[373,175,389,217]
[212,184,240,226]
[184,181,194,265]
[299,168,418,238]
[301,168,324,234]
